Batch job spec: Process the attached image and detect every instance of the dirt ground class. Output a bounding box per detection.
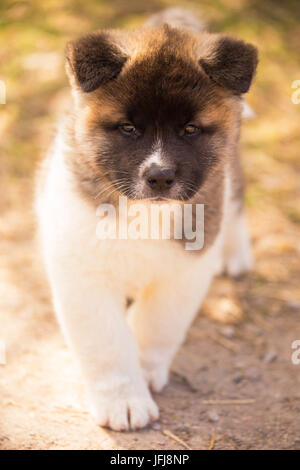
[0,181,299,450]
[0,0,300,451]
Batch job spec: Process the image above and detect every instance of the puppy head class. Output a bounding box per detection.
[66,25,257,201]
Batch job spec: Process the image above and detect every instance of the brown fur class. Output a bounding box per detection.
[58,12,257,252]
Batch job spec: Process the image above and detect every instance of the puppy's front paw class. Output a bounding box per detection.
[225,246,253,277]
[141,357,169,393]
[88,381,159,431]
[222,213,254,277]
[143,364,169,393]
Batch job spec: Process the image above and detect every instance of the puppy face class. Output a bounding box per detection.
[66,26,257,202]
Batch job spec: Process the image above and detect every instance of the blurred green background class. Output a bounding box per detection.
[0,0,300,242]
[0,0,300,219]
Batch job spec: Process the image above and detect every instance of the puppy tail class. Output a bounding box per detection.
[145,7,206,34]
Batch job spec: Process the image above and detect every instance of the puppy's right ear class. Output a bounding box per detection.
[65,32,128,93]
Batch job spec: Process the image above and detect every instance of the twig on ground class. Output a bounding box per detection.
[190,328,239,352]
[208,436,216,450]
[202,399,256,405]
[162,429,193,450]
[208,333,239,352]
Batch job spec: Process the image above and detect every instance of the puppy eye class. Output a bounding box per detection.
[119,123,136,135]
[184,124,200,136]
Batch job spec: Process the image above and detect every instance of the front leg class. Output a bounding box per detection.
[128,257,216,393]
[47,258,158,431]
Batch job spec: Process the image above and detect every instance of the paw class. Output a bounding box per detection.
[221,213,254,277]
[224,246,253,277]
[88,381,159,431]
[142,360,169,393]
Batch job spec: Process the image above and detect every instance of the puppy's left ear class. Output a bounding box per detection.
[65,31,128,93]
[199,35,258,94]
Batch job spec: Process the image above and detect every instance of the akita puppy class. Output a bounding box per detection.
[36,8,257,431]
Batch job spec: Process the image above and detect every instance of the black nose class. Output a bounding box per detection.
[144,167,175,191]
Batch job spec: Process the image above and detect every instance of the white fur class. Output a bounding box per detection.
[138,140,164,176]
[36,131,251,431]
